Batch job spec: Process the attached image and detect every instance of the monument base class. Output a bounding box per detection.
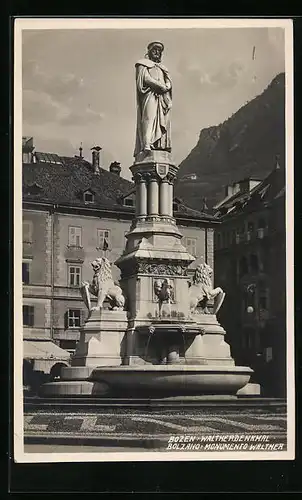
[40,312,255,398]
[71,309,128,367]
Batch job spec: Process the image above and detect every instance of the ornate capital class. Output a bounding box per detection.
[149,172,159,182]
[133,172,143,183]
[166,172,176,184]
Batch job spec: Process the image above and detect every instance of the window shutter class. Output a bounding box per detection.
[64,311,69,330]
[23,221,33,243]
[80,309,85,327]
[30,306,34,327]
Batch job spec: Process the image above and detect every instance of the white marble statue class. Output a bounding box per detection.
[134,41,172,158]
[189,263,226,315]
[80,257,125,312]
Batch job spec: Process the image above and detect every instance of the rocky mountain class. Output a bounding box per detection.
[175,72,285,210]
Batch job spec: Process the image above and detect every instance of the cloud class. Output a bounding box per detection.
[267,28,285,54]
[209,61,246,87]
[23,89,62,125]
[177,58,246,91]
[59,106,105,126]
[22,61,105,127]
[23,60,84,101]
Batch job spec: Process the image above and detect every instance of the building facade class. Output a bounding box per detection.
[22,139,218,382]
[214,163,286,397]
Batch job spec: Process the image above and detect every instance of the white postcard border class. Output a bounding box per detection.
[13,17,295,464]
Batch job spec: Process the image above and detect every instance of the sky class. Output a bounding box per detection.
[22,25,285,180]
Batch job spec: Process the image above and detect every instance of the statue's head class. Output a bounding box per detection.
[91,257,112,281]
[193,263,213,285]
[147,41,164,63]
[154,279,163,292]
[91,258,103,273]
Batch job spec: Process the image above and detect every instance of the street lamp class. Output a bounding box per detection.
[246,282,263,389]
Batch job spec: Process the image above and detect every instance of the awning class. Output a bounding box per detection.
[23,340,70,361]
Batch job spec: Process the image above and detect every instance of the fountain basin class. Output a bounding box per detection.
[40,364,253,397]
[88,364,253,397]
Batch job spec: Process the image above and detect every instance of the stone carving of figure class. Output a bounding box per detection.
[154,278,174,316]
[134,41,172,158]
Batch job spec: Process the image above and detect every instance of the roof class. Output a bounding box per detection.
[173,197,216,221]
[34,151,63,164]
[23,154,135,212]
[214,163,285,219]
[23,153,215,221]
[23,340,70,360]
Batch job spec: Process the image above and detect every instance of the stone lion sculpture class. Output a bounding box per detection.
[80,257,125,312]
[189,262,225,315]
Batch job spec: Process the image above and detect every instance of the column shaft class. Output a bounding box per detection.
[167,182,174,217]
[159,181,170,215]
[147,179,159,215]
[138,181,147,216]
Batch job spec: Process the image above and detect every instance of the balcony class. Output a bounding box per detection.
[23,284,52,297]
[257,227,268,239]
[53,328,81,341]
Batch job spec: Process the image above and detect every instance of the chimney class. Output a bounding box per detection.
[91,146,102,174]
[224,185,233,198]
[201,197,208,211]
[109,161,121,176]
[22,136,34,164]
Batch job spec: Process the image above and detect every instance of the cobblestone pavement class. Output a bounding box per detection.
[24,407,287,452]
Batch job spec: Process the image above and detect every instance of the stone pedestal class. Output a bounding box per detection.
[72,309,128,367]
[184,314,235,366]
[40,309,128,397]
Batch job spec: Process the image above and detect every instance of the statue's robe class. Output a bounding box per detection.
[134,58,172,157]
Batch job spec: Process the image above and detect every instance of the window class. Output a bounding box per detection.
[83,191,94,203]
[259,295,267,310]
[23,220,33,243]
[229,230,234,245]
[184,237,197,257]
[239,256,248,276]
[243,328,259,351]
[224,231,229,247]
[97,229,110,250]
[258,218,266,229]
[67,309,81,328]
[257,219,267,239]
[250,254,259,274]
[259,287,269,311]
[68,226,82,247]
[68,265,81,287]
[216,233,221,249]
[247,221,254,232]
[265,346,273,362]
[124,198,134,207]
[246,221,254,241]
[22,262,30,284]
[23,305,34,327]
